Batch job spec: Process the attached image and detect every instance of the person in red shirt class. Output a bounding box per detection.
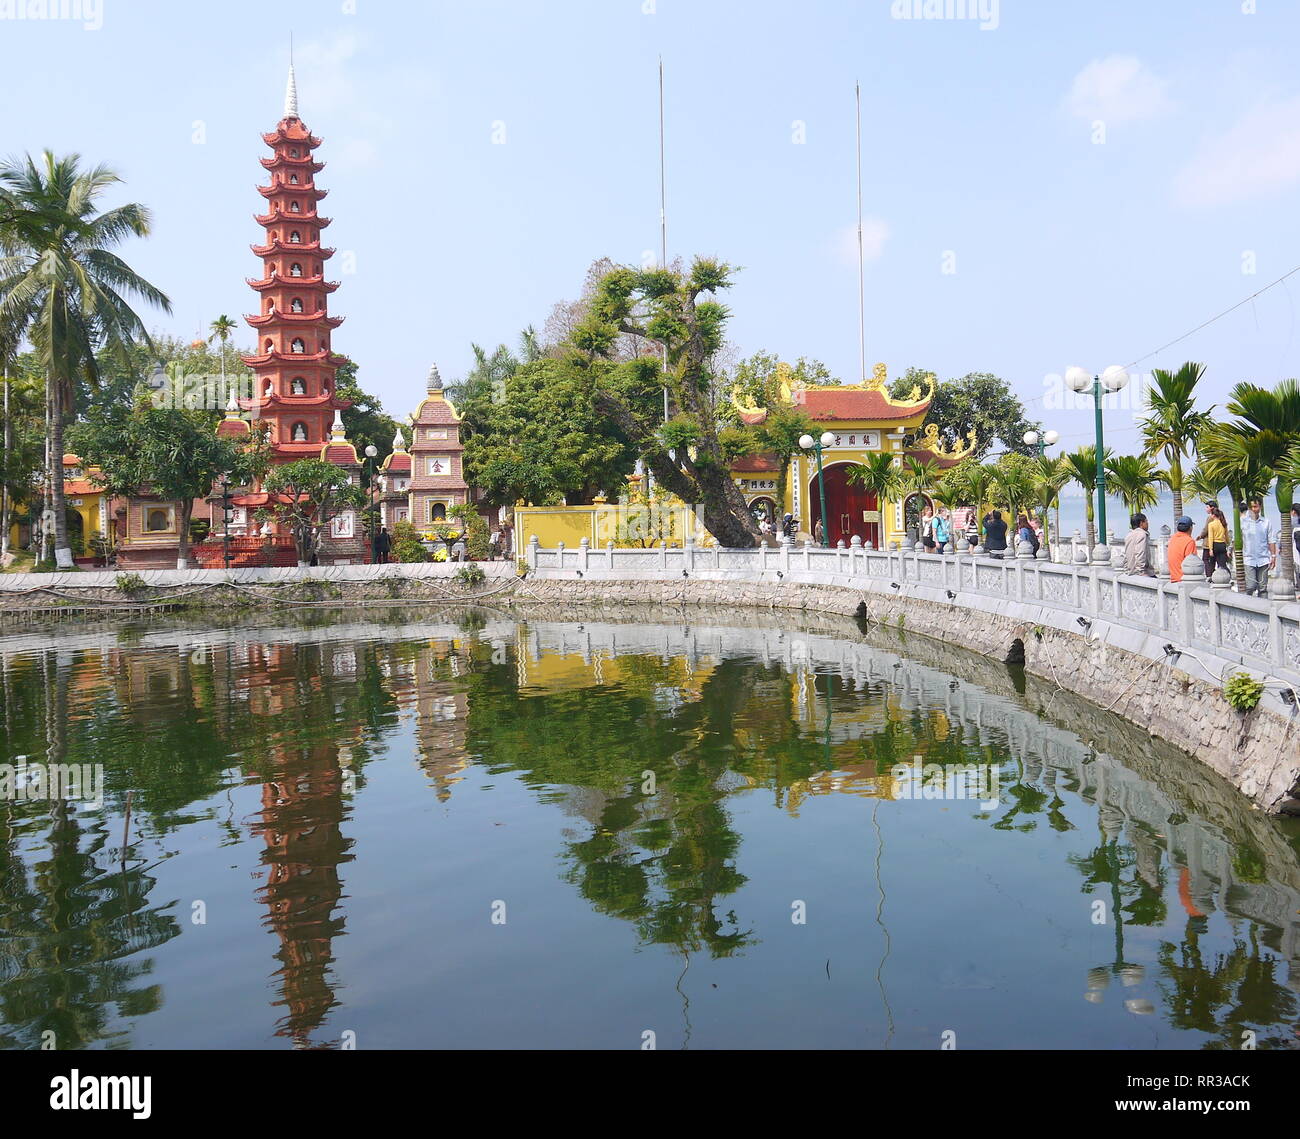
[1167,515,1198,582]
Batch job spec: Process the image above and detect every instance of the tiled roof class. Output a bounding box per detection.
[794,388,930,421]
[732,455,781,473]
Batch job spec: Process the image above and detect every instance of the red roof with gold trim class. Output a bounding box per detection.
[732,455,781,473]
[794,387,930,422]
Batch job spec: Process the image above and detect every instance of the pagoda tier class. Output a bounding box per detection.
[239,393,350,412]
[241,349,349,367]
[260,155,325,173]
[251,239,335,258]
[262,127,322,148]
[255,208,332,227]
[258,182,328,200]
[245,309,345,329]
[247,273,339,292]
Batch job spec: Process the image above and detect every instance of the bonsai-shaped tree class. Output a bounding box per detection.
[258,459,365,566]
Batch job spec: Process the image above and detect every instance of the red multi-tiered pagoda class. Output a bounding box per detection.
[211,65,365,565]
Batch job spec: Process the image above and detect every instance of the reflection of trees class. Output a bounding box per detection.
[0,649,178,1050]
[1160,923,1297,1049]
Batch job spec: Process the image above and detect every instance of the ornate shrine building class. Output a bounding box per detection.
[729,362,974,548]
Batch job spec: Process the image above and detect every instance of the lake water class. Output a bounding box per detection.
[0,606,1296,1050]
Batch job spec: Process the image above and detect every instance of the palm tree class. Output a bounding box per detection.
[207,315,237,396]
[1139,361,1213,523]
[0,152,170,568]
[938,461,997,543]
[1032,454,1070,556]
[1221,378,1300,596]
[1104,454,1166,518]
[846,453,903,540]
[1062,445,1112,550]
[1197,424,1272,592]
[990,463,1036,528]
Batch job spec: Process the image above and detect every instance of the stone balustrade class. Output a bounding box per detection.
[526,535,1300,691]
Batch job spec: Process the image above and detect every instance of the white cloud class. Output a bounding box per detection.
[1173,95,1300,207]
[1063,55,1172,124]
[835,217,890,265]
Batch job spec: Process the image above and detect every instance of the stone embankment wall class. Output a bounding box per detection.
[1,553,1297,815]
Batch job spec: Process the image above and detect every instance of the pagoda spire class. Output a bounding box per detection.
[284,61,299,119]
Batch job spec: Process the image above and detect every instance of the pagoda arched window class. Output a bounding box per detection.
[264,338,273,352]
[290,378,306,395]
[431,502,447,522]
[289,231,302,244]
[290,201,301,213]
[289,262,303,277]
[289,148,300,158]
[290,422,308,442]
[291,338,306,354]
[290,298,304,313]
[289,173,300,185]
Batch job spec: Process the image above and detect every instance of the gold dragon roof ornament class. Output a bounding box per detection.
[915,422,978,461]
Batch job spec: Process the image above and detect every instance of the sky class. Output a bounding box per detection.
[6,0,1300,459]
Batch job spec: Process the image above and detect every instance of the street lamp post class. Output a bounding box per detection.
[364,444,379,563]
[1066,365,1129,563]
[799,430,836,547]
[1023,428,1059,556]
[219,472,232,570]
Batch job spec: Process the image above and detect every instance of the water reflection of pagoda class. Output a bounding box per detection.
[238,640,357,1049]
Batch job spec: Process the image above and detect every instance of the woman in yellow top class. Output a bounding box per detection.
[1199,502,1230,578]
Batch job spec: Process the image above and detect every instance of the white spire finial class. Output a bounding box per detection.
[331,408,346,438]
[225,386,240,416]
[426,363,442,393]
[282,61,297,118]
[392,426,407,452]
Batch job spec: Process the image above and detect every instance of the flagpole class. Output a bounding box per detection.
[659,56,669,425]
[856,80,866,384]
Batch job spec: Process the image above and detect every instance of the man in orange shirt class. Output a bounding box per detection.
[1167,516,1198,583]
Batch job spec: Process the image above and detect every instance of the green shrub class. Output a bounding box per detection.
[454,564,486,586]
[391,520,429,563]
[1224,672,1263,713]
[115,572,147,596]
[450,505,490,560]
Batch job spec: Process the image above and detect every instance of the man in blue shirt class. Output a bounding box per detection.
[1241,498,1276,597]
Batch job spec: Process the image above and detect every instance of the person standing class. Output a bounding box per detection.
[964,512,980,552]
[813,517,825,545]
[933,508,951,554]
[374,525,391,565]
[489,526,502,561]
[1240,498,1276,596]
[1123,513,1155,576]
[1292,504,1299,593]
[1167,515,1197,583]
[983,509,1008,557]
[1199,502,1230,578]
[919,505,935,551]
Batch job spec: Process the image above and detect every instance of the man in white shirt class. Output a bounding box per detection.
[1241,498,1276,597]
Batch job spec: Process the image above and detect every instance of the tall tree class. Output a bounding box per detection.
[207,314,238,397]
[259,458,366,565]
[1196,424,1272,592]
[890,369,1040,458]
[1138,361,1213,523]
[72,399,266,567]
[1221,379,1300,597]
[0,151,170,567]
[462,357,636,506]
[577,258,762,547]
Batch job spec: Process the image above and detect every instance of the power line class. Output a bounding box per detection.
[1124,262,1300,369]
